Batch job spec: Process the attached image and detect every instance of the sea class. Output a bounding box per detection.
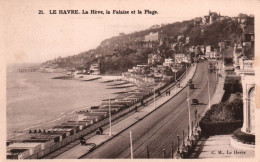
[6,64,119,138]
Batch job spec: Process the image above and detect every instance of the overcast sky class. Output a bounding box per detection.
[2,0,259,64]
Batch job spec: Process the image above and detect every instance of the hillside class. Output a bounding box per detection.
[42,13,253,74]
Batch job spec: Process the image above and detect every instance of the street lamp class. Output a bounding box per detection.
[186,65,192,136]
[175,71,177,94]
[108,93,112,135]
[187,84,191,136]
[207,64,211,109]
[130,131,134,159]
[153,79,156,109]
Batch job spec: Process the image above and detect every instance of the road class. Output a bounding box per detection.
[82,61,217,159]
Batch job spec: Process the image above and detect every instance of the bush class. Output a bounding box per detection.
[223,77,242,93]
[200,120,243,136]
[199,98,243,135]
[221,91,231,102]
[224,58,233,65]
[202,98,243,122]
[233,128,255,144]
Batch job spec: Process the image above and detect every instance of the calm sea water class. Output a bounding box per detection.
[7,66,119,137]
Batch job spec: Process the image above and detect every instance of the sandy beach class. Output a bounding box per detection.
[6,71,126,139]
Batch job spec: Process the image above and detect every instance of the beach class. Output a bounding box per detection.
[6,68,123,138]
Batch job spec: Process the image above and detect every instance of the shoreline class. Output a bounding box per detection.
[7,74,131,140]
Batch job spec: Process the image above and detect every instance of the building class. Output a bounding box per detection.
[177,35,184,42]
[233,45,243,70]
[194,17,202,25]
[218,42,226,52]
[175,54,190,64]
[202,16,210,24]
[242,33,254,50]
[209,12,219,24]
[163,58,174,67]
[147,53,162,65]
[233,28,255,146]
[238,58,255,135]
[213,49,220,59]
[185,37,190,44]
[144,32,159,42]
[201,11,221,25]
[89,63,100,75]
[205,45,213,58]
[189,46,195,53]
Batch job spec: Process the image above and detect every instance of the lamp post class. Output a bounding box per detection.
[175,71,177,94]
[130,131,133,159]
[207,66,211,109]
[187,82,191,136]
[147,145,150,159]
[109,93,112,136]
[153,79,156,109]
[216,62,218,84]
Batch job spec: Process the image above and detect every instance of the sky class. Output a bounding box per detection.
[1,0,259,64]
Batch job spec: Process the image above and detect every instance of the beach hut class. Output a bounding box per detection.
[7,148,31,159]
[7,142,42,157]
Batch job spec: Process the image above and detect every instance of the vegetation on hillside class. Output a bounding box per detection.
[42,13,252,74]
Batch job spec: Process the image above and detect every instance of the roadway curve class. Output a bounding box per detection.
[83,61,217,159]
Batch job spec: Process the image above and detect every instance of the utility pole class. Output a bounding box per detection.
[154,79,156,109]
[109,93,112,136]
[175,71,177,94]
[147,145,150,159]
[171,142,174,159]
[130,131,134,159]
[207,67,211,109]
[216,62,218,84]
[186,65,188,78]
[187,85,191,136]
[163,149,166,158]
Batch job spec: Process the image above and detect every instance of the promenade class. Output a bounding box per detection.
[52,63,198,159]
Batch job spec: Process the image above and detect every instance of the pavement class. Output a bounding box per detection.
[54,63,198,159]
[190,135,255,158]
[202,59,225,113]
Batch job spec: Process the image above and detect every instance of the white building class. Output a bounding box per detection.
[144,32,159,42]
[205,45,213,58]
[233,46,243,70]
[163,58,174,67]
[175,54,189,64]
[89,63,100,75]
[238,58,255,135]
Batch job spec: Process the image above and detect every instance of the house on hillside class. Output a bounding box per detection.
[194,17,202,25]
[163,58,174,67]
[185,37,190,44]
[177,35,184,42]
[218,42,226,52]
[189,46,195,53]
[175,54,190,64]
[144,32,159,42]
[202,16,210,24]
[201,11,221,25]
[205,45,213,58]
[89,63,100,75]
[147,53,162,65]
[209,12,219,24]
